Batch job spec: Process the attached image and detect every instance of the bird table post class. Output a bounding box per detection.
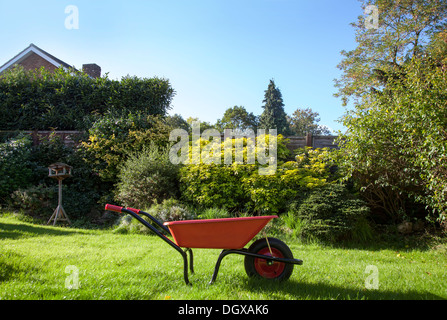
[47,163,72,226]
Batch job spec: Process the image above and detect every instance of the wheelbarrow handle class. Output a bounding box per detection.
[126,207,140,214]
[127,207,171,235]
[105,203,192,285]
[104,205,143,218]
[105,204,124,213]
[105,204,170,234]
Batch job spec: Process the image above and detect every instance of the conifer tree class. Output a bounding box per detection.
[258,79,289,135]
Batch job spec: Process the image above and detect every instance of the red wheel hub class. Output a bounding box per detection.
[254,247,285,278]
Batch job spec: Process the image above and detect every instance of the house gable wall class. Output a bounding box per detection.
[18,52,58,72]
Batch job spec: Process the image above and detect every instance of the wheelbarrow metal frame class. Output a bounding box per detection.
[106,205,303,285]
[118,207,194,285]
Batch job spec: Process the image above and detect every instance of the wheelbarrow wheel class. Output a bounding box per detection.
[244,237,294,281]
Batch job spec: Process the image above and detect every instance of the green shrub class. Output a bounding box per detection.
[61,186,101,220]
[198,207,232,219]
[280,211,307,238]
[179,147,333,214]
[242,161,327,214]
[114,199,194,234]
[9,184,56,215]
[147,198,195,222]
[9,183,95,223]
[294,147,338,181]
[31,134,104,219]
[82,112,172,181]
[287,183,372,243]
[0,134,35,202]
[180,163,255,211]
[115,144,181,209]
[179,134,300,213]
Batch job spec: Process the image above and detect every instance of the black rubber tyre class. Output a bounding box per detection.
[244,237,294,281]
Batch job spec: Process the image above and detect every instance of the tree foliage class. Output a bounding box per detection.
[288,108,332,136]
[337,52,447,223]
[334,0,447,106]
[215,106,258,132]
[258,79,289,135]
[335,0,447,224]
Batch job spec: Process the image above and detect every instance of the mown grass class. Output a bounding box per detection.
[0,213,446,300]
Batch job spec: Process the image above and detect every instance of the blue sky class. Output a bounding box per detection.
[0,0,362,133]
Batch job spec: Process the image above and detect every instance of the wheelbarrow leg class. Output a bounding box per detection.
[105,206,193,285]
[121,207,192,285]
[181,250,190,285]
[209,249,238,284]
[209,250,225,284]
[186,248,194,274]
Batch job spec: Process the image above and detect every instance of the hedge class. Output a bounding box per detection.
[0,65,175,131]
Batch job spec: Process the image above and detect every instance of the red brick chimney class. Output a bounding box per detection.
[82,63,101,78]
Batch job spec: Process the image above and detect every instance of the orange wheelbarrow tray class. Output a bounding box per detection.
[105,204,303,285]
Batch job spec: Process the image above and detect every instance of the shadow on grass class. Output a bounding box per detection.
[0,221,87,240]
[293,232,443,253]
[243,278,445,300]
[0,251,41,282]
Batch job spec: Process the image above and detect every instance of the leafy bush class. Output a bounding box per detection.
[179,134,288,212]
[10,183,95,223]
[198,207,232,219]
[280,211,307,238]
[294,147,338,181]
[9,184,56,215]
[0,134,35,202]
[82,112,172,181]
[32,134,104,218]
[179,144,333,214]
[147,198,195,222]
[287,183,372,243]
[242,148,337,214]
[114,199,194,234]
[243,161,328,214]
[180,163,255,211]
[115,144,181,209]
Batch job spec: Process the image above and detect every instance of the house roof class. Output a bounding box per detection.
[0,43,75,74]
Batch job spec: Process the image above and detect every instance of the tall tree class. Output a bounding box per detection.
[288,108,332,136]
[165,113,189,132]
[258,79,289,135]
[185,117,215,133]
[426,26,447,67]
[215,106,258,132]
[334,0,447,106]
[334,0,447,223]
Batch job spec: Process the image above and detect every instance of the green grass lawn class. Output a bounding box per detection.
[1,213,446,300]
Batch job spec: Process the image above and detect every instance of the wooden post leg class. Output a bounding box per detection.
[47,207,58,225]
[53,207,60,226]
[48,179,71,225]
[61,206,71,224]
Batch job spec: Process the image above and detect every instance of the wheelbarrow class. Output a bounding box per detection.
[105,204,303,285]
